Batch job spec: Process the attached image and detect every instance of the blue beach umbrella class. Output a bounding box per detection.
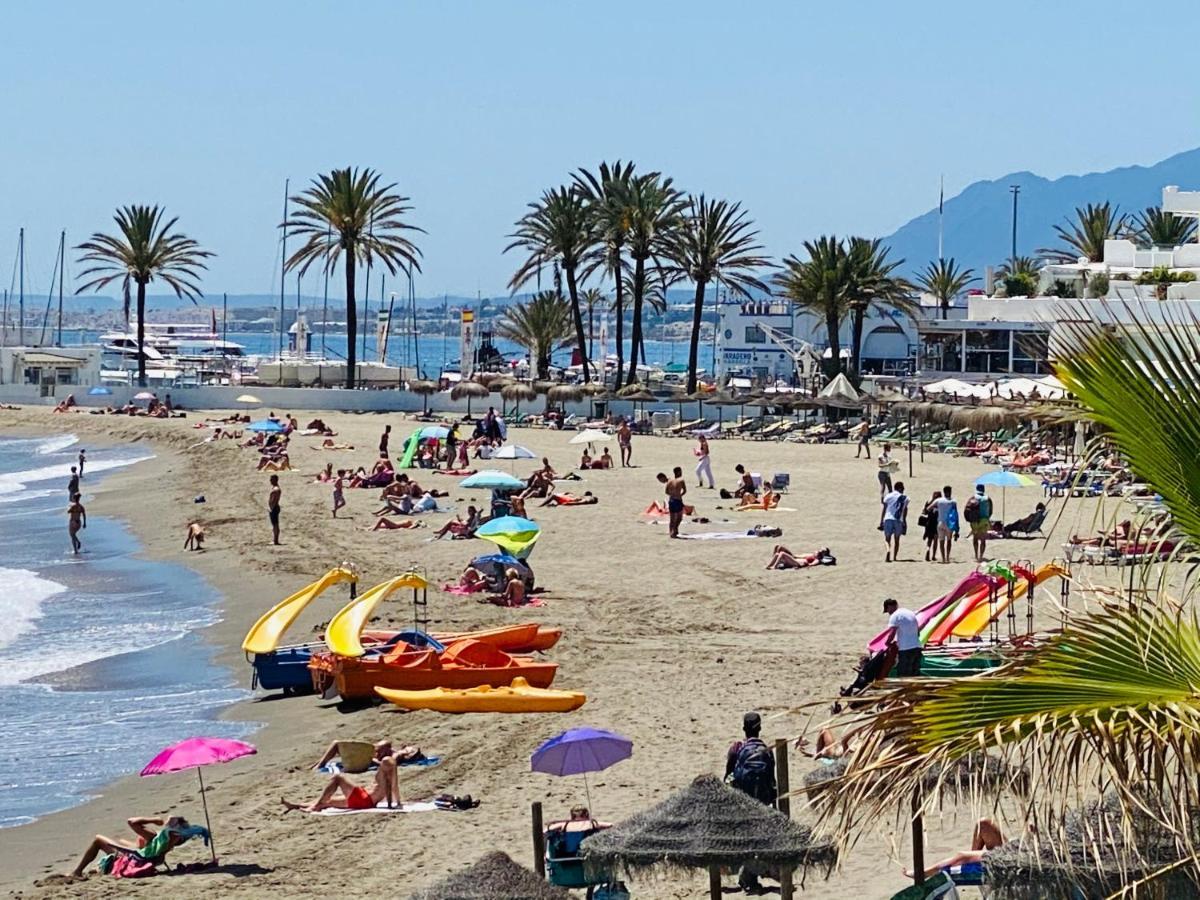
[476,515,541,559]
[247,419,286,433]
[87,386,112,396]
[418,425,449,440]
[460,470,526,492]
[973,470,1037,520]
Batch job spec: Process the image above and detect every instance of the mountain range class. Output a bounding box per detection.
[880,146,1200,278]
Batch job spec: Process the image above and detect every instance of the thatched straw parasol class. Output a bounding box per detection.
[582,774,836,899]
[407,379,439,414]
[615,382,649,399]
[450,379,489,416]
[947,404,1021,433]
[581,382,608,396]
[546,383,583,404]
[488,376,515,393]
[532,381,555,395]
[407,851,568,900]
[983,795,1200,899]
[703,392,738,425]
[500,381,537,415]
[474,372,506,387]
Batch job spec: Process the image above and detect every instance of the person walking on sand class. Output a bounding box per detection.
[853,419,871,458]
[379,424,391,458]
[877,443,896,498]
[933,484,959,563]
[331,470,346,518]
[268,474,282,545]
[921,489,942,562]
[78,448,86,478]
[67,493,86,554]
[881,481,909,562]
[617,419,632,467]
[695,434,714,488]
[658,469,687,538]
[964,483,993,563]
[67,465,79,499]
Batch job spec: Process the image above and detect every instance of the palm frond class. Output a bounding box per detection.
[1038,202,1126,264]
[495,291,576,381]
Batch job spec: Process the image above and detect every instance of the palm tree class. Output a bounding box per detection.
[843,237,916,378]
[1129,205,1197,247]
[808,308,1200,893]
[575,161,636,387]
[282,167,423,389]
[75,205,213,386]
[915,257,976,320]
[665,195,771,393]
[773,236,852,374]
[995,255,1042,278]
[505,186,593,381]
[579,287,607,361]
[1038,201,1126,263]
[495,291,577,380]
[622,172,686,385]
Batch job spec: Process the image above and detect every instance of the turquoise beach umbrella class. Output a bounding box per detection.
[461,470,526,491]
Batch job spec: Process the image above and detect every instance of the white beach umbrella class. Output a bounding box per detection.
[570,428,611,446]
[235,394,261,407]
[491,443,537,471]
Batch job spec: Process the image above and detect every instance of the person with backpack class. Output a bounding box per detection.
[964,483,993,563]
[932,484,959,564]
[725,711,776,893]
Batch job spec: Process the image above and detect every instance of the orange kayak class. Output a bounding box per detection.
[376,676,585,713]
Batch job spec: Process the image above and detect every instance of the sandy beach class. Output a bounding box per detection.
[0,406,1112,899]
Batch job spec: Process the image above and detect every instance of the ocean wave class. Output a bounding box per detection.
[0,453,154,496]
[0,434,78,455]
[0,568,68,652]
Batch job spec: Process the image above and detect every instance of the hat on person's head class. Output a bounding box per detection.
[743,711,762,731]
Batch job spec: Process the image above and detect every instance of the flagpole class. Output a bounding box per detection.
[938,175,944,262]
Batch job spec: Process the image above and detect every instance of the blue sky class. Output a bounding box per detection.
[3,0,1199,301]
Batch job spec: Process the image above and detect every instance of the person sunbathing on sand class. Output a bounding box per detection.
[68,815,199,877]
[903,818,1008,880]
[736,487,779,511]
[312,740,424,770]
[489,568,527,607]
[765,545,828,570]
[282,756,399,813]
[370,516,424,531]
[434,505,480,540]
[257,454,291,471]
[540,490,598,507]
[316,438,354,450]
[313,462,334,483]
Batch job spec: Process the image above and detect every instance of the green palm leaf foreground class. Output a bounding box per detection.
[283,167,423,389]
[496,291,576,381]
[810,302,1200,893]
[75,205,213,386]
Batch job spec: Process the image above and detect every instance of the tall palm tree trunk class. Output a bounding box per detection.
[614,262,625,389]
[627,258,646,386]
[850,304,866,378]
[686,278,708,393]
[825,307,842,376]
[344,254,358,389]
[565,265,589,382]
[136,280,147,387]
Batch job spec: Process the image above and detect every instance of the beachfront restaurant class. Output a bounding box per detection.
[1,346,102,395]
[916,319,1051,379]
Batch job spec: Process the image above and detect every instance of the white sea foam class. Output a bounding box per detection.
[0,568,68,652]
[35,434,79,455]
[0,453,154,496]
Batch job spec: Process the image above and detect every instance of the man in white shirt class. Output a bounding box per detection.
[883,597,922,676]
[880,481,909,563]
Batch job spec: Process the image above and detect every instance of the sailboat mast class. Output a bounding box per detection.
[410,269,419,377]
[279,179,288,361]
[18,228,24,346]
[55,230,65,346]
[321,224,330,358]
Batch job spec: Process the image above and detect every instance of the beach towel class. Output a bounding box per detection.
[434,468,476,476]
[309,800,443,816]
[442,583,487,595]
[679,531,759,540]
[319,757,441,774]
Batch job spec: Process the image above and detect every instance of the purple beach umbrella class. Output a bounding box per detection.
[531,727,632,814]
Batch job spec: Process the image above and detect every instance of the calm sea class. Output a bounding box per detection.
[0,434,251,828]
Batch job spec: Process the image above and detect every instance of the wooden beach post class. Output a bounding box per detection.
[531,801,545,877]
[774,738,794,900]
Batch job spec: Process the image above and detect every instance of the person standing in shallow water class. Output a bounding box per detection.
[67,466,79,499]
[268,474,282,545]
[78,448,86,478]
[67,493,86,553]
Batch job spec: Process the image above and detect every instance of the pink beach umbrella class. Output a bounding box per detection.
[140,737,257,861]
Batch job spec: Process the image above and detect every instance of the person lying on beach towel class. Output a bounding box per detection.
[736,487,779,512]
[313,463,334,483]
[314,438,354,450]
[443,565,494,594]
[643,500,695,517]
[68,815,209,878]
[765,545,834,569]
[313,739,425,771]
[257,454,291,471]
[539,491,598,507]
[434,468,476,476]
[281,756,399,813]
[903,817,1006,881]
[305,418,334,435]
[371,516,425,531]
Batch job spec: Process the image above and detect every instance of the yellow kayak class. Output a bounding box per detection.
[375,677,586,714]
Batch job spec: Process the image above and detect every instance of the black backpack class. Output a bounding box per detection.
[731,738,776,805]
[963,496,980,523]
